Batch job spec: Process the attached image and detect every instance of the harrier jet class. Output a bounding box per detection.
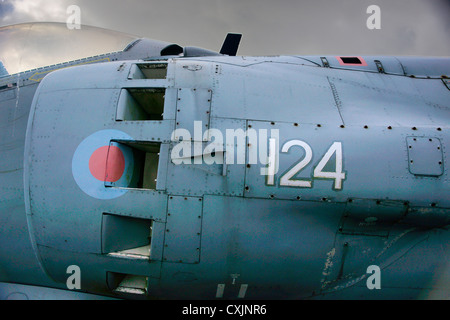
[0,22,448,300]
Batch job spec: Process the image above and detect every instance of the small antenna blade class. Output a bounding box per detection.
[220,33,242,56]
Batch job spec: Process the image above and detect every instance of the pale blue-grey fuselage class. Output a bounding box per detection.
[0,23,449,300]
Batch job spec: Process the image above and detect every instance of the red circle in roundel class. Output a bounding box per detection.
[89,146,125,182]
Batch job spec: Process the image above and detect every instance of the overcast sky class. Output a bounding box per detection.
[1,0,449,56]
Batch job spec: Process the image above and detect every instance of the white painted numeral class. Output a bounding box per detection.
[313,142,345,190]
[265,140,345,190]
[279,140,313,188]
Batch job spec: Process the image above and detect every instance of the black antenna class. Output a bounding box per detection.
[220,33,242,56]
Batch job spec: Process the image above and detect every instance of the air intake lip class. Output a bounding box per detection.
[160,43,183,56]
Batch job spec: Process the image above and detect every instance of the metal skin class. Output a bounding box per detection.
[0,30,449,300]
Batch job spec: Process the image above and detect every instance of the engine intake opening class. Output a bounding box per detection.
[116,88,165,121]
[102,213,153,258]
[128,63,168,80]
[105,140,161,190]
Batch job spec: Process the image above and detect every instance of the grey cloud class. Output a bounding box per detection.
[1,0,449,56]
[0,0,14,18]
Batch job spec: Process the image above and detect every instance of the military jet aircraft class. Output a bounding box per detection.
[0,22,448,300]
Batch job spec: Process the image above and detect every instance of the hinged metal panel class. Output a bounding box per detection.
[210,62,343,125]
[175,88,212,141]
[407,137,443,176]
[163,195,203,263]
[166,117,246,196]
[329,73,450,127]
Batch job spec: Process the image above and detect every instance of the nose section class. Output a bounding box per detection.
[23,60,172,297]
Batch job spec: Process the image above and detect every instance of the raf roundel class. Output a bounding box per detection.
[72,130,134,200]
[89,145,125,182]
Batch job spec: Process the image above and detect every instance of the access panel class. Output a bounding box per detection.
[163,195,203,264]
[407,137,443,177]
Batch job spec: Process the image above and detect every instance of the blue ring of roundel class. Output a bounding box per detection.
[72,129,134,200]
